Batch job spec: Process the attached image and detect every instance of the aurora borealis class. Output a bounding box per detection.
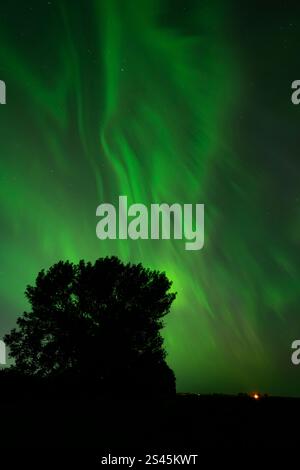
[0,0,300,396]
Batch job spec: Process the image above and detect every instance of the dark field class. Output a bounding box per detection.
[0,393,299,461]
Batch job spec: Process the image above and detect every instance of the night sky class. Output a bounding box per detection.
[0,0,300,396]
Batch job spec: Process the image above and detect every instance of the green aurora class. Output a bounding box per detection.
[0,0,300,395]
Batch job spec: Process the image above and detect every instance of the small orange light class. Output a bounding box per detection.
[253,393,259,400]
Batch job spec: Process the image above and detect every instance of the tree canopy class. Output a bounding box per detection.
[5,256,176,395]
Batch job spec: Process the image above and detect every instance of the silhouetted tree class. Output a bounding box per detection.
[5,256,176,395]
